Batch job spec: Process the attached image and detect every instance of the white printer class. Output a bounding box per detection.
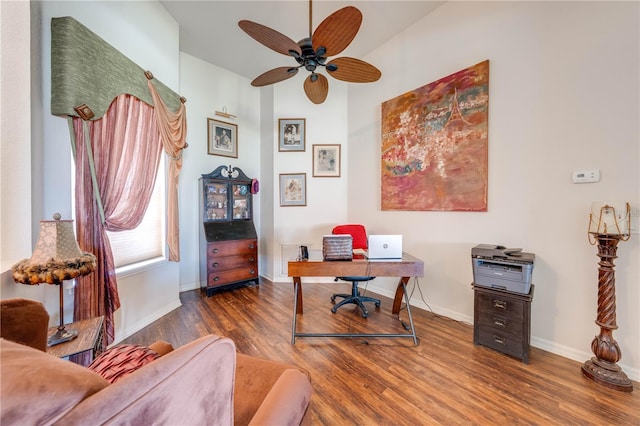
[471,244,535,294]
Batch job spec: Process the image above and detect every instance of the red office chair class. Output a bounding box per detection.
[330,224,381,318]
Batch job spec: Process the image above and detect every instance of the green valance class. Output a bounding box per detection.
[51,16,182,119]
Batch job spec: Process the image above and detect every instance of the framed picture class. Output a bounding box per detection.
[279,173,306,206]
[312,144,341,177]
[207,118,238,158]
[278,118,305,152]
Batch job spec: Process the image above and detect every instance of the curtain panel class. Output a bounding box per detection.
[71,94,162,346]
[51,16,188,345]
[147,79,187,261]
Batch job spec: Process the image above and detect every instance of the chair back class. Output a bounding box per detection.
[332,224,368,250]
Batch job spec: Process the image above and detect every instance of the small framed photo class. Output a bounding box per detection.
[279,173,306,206]
[312,144,341,177]
[208,118,238,158]
[279,118,305,152]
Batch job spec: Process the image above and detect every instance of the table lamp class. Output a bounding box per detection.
[582,201,633,392]
[11,213,97,346]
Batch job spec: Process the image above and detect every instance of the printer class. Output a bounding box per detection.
[471,244,535,294]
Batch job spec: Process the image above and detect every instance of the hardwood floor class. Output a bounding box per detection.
[122,279,640,425]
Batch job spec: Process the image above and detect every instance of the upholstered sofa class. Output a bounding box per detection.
[0,298,312,425]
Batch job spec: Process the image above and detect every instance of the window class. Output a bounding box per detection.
[106,162,165,268]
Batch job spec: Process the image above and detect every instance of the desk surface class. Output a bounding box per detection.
[288,251,424,278]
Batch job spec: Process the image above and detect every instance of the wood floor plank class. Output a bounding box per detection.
[122,279,640,425]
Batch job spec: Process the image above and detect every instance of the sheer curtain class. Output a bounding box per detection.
[72,94,162,347]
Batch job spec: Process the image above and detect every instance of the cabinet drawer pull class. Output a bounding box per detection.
[211,262,219,268]
[493,319,507,328]
[213,276,220,281]
[250,269,256,275]
[248,244,255,249]
[249,257,255,262]
[213,248,219,253]
[493,335,505,345]
[493,299,507,309]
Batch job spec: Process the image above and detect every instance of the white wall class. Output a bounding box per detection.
[269,79,350,281]
[0,0,49,307]
[348,1,639,379]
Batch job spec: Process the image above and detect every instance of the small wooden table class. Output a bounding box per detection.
[47,316,104,361]
[288,251,424,344]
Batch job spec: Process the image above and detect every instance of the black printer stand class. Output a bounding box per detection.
[473,284,534,364]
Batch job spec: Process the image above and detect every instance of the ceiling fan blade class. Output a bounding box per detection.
[303,73,329,104]
[312,6,362,57]
[327,57,381,83]
[251,67,299,87]
[238,20,301,56]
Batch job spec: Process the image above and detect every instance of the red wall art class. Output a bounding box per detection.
[381,60,489,211]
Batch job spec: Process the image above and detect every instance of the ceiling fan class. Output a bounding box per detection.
[238,0,382,104]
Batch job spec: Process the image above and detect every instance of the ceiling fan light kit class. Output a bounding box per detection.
[238,1,381,104]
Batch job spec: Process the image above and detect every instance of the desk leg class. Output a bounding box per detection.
[392,277,410,315]
[292,276,303,314]
[291,277,302,344]
[402,282,419,345]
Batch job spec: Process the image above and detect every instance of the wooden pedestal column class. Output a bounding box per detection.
[581,234,633,392]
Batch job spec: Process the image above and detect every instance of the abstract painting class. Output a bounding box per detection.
[381,60,489,211]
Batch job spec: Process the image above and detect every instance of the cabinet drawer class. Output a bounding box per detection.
[476,313,523,336]
[207,268,258,287]
[475,292,524,319]
[476,327,524,357]
[207,239,257,256]
[208,252,257,272]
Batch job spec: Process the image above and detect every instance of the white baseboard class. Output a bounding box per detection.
[180,280,201,292]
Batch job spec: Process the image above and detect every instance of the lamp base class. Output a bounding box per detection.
[582,357,633,392]
[48,326,78,346]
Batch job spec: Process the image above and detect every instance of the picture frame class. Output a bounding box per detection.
[207,118,238,158]
[312,144,341,177]
[279,173,307,206]
[278,118,305,152]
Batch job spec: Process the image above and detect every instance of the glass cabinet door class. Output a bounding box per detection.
[231,183,251,220]
[204,180,228,221]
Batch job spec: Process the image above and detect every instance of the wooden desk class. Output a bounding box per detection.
[288,251,424,344]
[47,316,104,361]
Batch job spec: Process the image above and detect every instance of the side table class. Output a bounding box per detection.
[47,316,104,362]
[473,284,534,364]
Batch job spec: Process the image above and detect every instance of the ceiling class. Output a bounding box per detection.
[160,1,445,81]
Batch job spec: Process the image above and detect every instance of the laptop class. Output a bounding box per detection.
[367,235,403,259]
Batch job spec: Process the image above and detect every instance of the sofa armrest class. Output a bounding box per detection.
[0,298,50,351]
[57,335,236,425]
[248,369,312,426]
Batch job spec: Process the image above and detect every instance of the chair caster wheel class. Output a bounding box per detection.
[375,302,381,308]
[331,307,337,314]
[330,296,336,302]
[361,312,368,318]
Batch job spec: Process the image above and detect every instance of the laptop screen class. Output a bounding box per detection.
[367,235,403,259]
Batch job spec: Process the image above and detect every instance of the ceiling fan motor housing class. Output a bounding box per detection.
[294,37,329,73]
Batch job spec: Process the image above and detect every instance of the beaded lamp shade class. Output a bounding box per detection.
[12,213,96,285]
[11,213,97,345]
